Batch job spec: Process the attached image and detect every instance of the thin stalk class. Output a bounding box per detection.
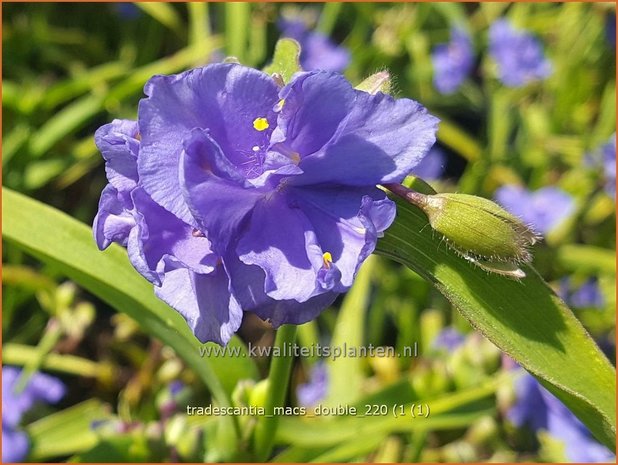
[225,2,250,63]
[15,319,63,392]
[252,324,298,461]
[383,183,428,209]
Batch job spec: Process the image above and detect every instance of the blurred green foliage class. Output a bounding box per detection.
[2,2,615,463]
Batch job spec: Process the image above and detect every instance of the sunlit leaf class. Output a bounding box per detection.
[375,196,616,449]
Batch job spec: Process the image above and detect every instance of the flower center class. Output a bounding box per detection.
[322,252,333,269]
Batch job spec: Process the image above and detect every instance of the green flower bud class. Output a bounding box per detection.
[355,70,391,95]
[384,184,539,280]
[416,193,539,264]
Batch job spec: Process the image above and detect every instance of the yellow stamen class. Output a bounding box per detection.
[253,117,270,131]
[274,98,285,111]
[290,152,301,165]
[322,252,333,269]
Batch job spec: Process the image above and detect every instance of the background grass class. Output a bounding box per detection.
[2,2,616,462]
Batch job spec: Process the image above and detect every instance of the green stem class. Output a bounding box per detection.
[225,2,250,63]
[15,319,63,392]
[317,2,343,35]
[253,324,298,461]
[188,3,210,49]
[4,343,102,378]
[383,183,429,208]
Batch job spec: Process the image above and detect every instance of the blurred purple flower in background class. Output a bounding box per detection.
[297,363,328,407]
[585,134,615,198]
[489,19,552,87]
[2,366,65,462]
[559,277,605,309]
[279,18,350,72]
[411,146,446,180]
[169,380,185,397]
[432,27,474,94]
[494,185,574,235]
[508,372,614,462]
[93,63,438,345]
[601,136,616,197]
[431,327,466,351]
[113,2,141,20]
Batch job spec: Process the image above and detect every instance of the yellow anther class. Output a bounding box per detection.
[290,152,301,165]
[322,252,333,269]
[253,117,270,131]
[274,98,285,111]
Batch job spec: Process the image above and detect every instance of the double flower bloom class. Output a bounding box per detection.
[94,63,438,345]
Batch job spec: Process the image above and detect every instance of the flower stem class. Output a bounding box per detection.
[253,324,298,461]
[383,182,428,208]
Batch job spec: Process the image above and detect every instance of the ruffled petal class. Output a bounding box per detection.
[179,129,266,251]
[154,263,243,345]
[94,119,139,193]
[257,292,339,327]
[236,193,323,302]
[289,86,439,186]
[271,71,355,158]
[127,188,217,285]
[290,185,396,291]
[138,64,279,223]
[93,119,141,250]
[225,251,337,325]
[93,184,135,250]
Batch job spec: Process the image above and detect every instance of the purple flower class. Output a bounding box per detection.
[559,277,605,309]
[3,428,29,463]
[93,63,439,345]
[411,146,446,180]
[114,3,141,20]
[297,363,328,407]
[431,327,465,352]
[601,136,616,197]
[432,27,474,94]
[587,135,617,198]
[508,372,614,462]
[279,19,350,73]
[2,366,65,462]
[169,380,185,397]
[489,19,552,87]
[494,185,574,235]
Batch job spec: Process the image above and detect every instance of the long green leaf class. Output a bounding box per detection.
[556,244,616,275]
[224,2,250,63]
[277,376,501,448]
[3,343,101,378]
[26,399,112,461]
[135,2,184,35]
[2,189,258,409]
[29,95,104,158]
[375,197,616,449]
[323,256,374,407]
